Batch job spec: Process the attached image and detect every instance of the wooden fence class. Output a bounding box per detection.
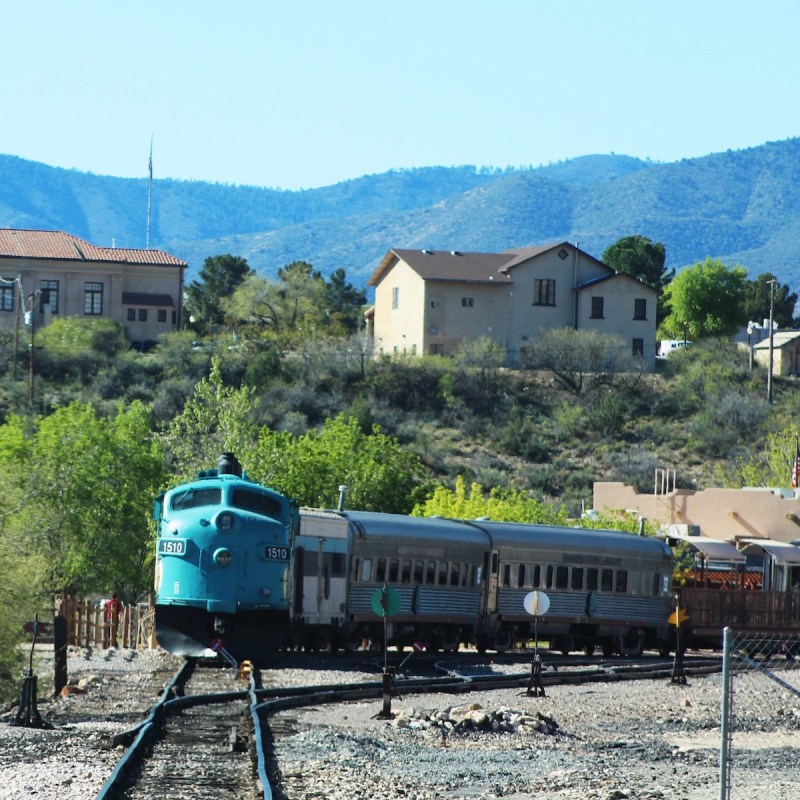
[53,596,157,650]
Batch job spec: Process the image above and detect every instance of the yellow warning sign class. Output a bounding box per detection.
[668,609,689,626]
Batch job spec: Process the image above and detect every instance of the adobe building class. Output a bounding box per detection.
[594,477,800,544]
[0,229,186,349]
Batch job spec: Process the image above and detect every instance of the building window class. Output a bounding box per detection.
[429,343,444,355]
[634,298,647,320]
[40,280,59,313]
[632,338,644,357]
[158,309,167,323]
[127,308,136,321]
[84,282,103,315]
[430,299,438,309]
[138,309,148,322]
[533,279,556,306]
[461,297,474,307]
[591,297,604,319]
[392,287,399,309]
[0,286,13,311]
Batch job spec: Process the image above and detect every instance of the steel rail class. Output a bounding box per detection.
[94,658,195,800]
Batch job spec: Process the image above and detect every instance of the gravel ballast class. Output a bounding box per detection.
[3,647,800,800]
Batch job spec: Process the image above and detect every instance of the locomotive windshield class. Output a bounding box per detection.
[170,487,221,511]
[231,487,284,519]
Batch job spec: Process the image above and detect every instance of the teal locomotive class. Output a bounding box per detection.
[153,453,298,663]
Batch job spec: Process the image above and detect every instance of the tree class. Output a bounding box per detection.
[743,273,797,329]
[602,235,672,292]
[0,402,166,601]
[324,268,367,335]
[161,358,260,480]
[603,235,673,325]
[224,261,327,343]
[249,414,429,513]
[185,254,252,332]
[521,328,640,395]
[413,475,569,524]
[659,257,748,340]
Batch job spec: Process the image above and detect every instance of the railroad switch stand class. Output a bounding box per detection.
[10,668,52,729]
[375,667,400,719]
[670,650,687,685]
[526,654,546,697]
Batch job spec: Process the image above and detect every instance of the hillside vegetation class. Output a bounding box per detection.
[0,325,794,516]
[5,139,800,289]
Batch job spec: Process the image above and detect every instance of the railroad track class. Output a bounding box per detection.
[95,658,268,800]
[93,651,723,799]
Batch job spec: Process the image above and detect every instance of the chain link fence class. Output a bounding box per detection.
[719,628,800,799]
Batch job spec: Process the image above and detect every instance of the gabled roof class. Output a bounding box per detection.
[576,270,658,294]
[368,242,604,287]
[0,229,186,267]
[369,248,513,287]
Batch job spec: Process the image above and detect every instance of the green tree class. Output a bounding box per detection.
[185,254,252,332]
[161,358,260,480]
[602,235,673,325]
[250,414,428,513]
[742,273,797,330]
[324,268,367,335]
[660,257,748,340]
[0,402,166,600]
[602,235,672,291]
[413,474,568,524]
[224,260,328,343]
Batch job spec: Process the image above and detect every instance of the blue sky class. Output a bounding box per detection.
[4,1,800,190]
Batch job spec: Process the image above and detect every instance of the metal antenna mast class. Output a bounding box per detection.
[146,135,153,249]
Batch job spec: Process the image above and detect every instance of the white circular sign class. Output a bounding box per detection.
[523,590,550,616]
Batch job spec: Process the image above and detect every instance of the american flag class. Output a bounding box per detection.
[792,440,800,489]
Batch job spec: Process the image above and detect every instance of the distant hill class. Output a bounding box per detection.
[2,139,800,291]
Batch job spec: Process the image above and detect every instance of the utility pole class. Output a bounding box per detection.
[767,279,776,403]
[28,292,35,404]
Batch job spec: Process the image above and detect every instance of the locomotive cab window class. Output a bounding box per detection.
[231,488,284,519]
[171,487,221,511]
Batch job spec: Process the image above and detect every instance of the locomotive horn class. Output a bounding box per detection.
[218,453,242,477]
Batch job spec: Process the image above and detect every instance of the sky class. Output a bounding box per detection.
[4,0,800,191]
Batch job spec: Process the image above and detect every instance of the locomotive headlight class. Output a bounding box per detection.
[216,511,236,532]
[213,547,233,567]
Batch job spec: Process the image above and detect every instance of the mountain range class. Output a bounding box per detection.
[2,137,800,292]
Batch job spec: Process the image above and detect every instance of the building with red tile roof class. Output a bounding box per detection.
[0,229,186,347]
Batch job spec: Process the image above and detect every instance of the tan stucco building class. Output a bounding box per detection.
[367,242,658,367]
[0,229,186,348]
[752,330,800,377]
[594,479,800,544]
